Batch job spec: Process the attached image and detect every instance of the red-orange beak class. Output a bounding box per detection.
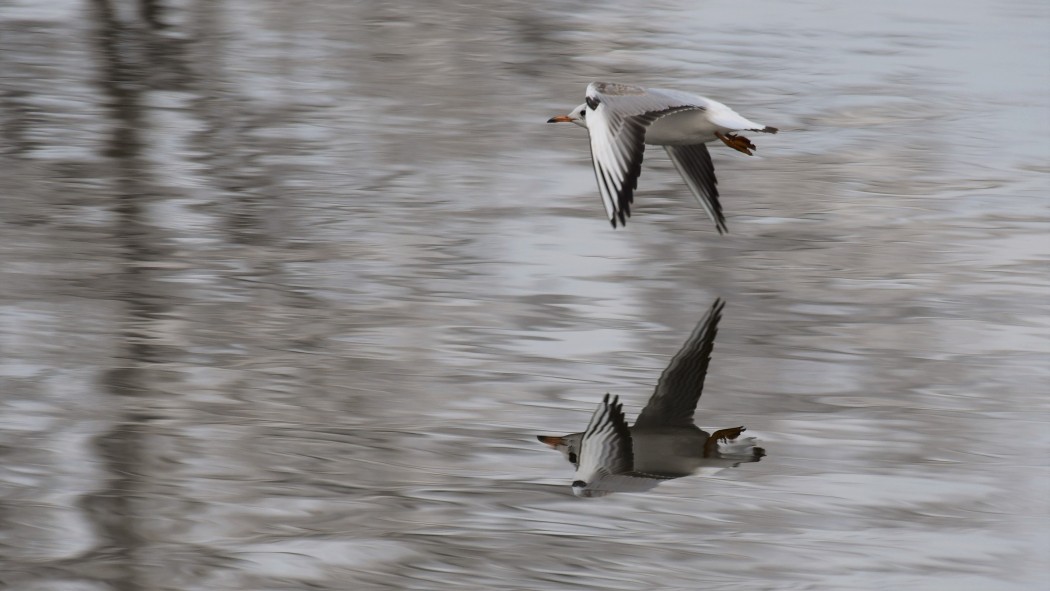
[537,435,566,447]
[546,115,575,123]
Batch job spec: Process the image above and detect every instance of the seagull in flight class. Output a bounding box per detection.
[537,299,764,498]
[548,82,778,233]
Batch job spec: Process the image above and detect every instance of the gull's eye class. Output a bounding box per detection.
[579,110,586,118]
[568,452,578,464]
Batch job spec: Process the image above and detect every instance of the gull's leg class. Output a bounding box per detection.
[702,426,746,458]
[716,131,757,156]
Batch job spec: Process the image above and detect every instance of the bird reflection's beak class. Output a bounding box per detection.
[537,435,565,447]
[546,115,576,123]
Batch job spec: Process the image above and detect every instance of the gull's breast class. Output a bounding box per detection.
[644,109,719,146]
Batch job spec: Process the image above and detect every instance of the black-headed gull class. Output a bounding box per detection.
[537,299,764,498]
[548,82,777,233]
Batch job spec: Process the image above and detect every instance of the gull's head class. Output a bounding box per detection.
[537,433,583,466]
[571,479,609,498]
[539,434,611,498]
[547,103,589,129]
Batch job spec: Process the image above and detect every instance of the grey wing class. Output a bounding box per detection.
[633,299,724,429]
[585,82,703,227]
[664,144,725,234]
[575,394,634,481]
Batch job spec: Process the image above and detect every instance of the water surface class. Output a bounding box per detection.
[1,0,1048,589]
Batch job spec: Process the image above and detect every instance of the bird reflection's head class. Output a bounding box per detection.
[536,433,583,467]
[571,480,610,498]
[546,103,588,129]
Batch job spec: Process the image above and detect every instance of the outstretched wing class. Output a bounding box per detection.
[633,299,724,429]
[575,393,634,483]
[664,144,725,234]
[584,82,702,227]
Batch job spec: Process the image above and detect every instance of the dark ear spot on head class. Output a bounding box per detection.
[586,96,600,110]
[572,480,586,488]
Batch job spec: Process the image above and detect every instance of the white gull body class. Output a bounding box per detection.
[549,81,778,233]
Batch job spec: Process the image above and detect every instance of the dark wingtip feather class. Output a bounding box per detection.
[712,297,726,316]
[762,126,778,134]
[607,395,631,444]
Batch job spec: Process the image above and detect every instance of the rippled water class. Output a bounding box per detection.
[2,0,1048,589]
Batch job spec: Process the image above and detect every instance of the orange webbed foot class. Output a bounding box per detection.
[717,132,757,156]
[702,426,746,458]
[710,426,746,443]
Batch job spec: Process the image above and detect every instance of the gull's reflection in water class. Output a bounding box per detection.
[538,299,764,497]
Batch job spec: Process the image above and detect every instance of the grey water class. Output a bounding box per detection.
[1,0,1048,589]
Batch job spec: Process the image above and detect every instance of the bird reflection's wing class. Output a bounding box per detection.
[585,82,703,227]
[575,394,634,483]
[633,299,724,429]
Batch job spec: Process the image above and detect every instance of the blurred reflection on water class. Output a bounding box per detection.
[1,0,1047,589]
[538,300,765,498]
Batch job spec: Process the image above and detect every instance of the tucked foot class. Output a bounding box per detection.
[716,132,757,156]
[702,426,746,458]
[711,426,746,443]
